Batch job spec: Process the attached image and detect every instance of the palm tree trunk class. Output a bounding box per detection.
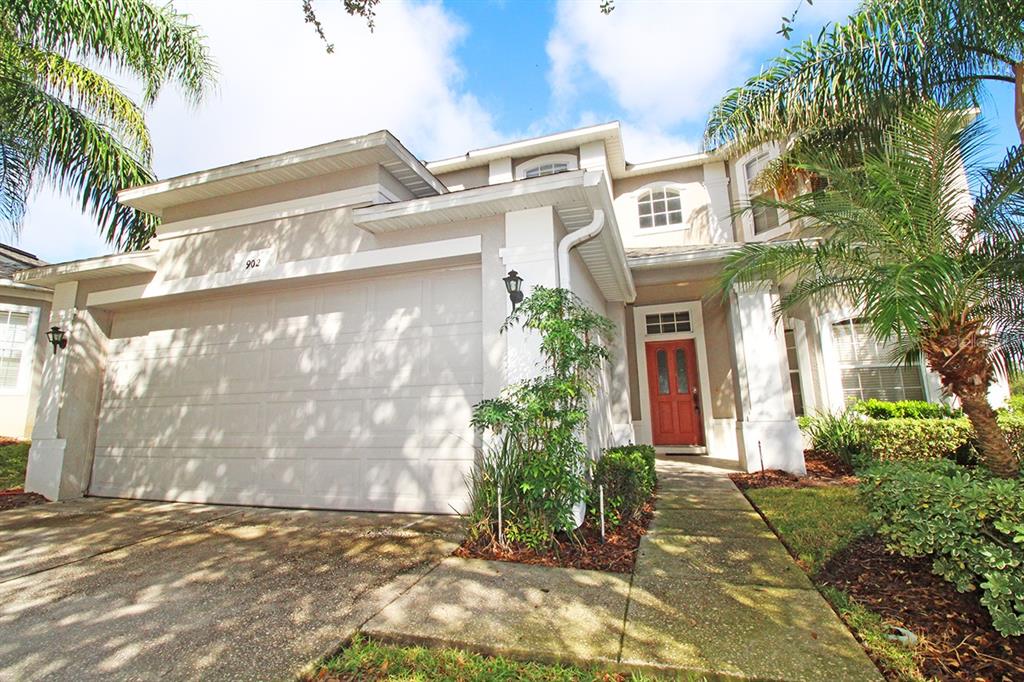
[1016,62,1024,144]
[958,390,1018,478]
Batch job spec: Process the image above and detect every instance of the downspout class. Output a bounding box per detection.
[557,209,605,290]
[556,208,605,530]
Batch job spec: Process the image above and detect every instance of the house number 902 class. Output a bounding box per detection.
[245,258,261,269]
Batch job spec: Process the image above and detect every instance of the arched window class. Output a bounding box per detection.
[515,153,578,180]
[638,187,684,228]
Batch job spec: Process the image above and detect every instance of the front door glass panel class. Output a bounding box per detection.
[656,349,670,394]
[675,348,689,393]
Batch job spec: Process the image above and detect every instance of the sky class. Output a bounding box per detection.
[15,0,1022,264]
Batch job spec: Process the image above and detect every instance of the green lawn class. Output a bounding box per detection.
[311,635,692,681]
[0,441,30,490]
[743,485,923,681]
[744,485,873,574]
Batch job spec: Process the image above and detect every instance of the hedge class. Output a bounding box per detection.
[851,398,960,420]
[863,413,1024,466]
[590,445,656,528]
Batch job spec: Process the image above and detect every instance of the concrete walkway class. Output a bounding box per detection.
[364,457,881,681]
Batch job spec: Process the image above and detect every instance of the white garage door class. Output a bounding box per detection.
[90,266,482,514]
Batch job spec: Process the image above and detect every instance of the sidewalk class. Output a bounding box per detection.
[362,457,881,681]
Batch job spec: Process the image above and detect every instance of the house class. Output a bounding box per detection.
[0,244,51,440]
[15,123,997,511]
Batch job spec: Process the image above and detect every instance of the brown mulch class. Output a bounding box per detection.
[818,535,1024,681]
[455,499,655,573]
[0,488,48,511]
[729,449,860,490]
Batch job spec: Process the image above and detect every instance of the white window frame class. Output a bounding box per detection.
[514,153,578,180]
[737,144,791,243]
[0,303,40,396]
[783,319,814,416]
[629,181,692,235]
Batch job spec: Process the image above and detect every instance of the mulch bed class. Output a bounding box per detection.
[729,449,860,489]
[454,498,655,573]
[0,488,48,512]
[818,535,1024,681]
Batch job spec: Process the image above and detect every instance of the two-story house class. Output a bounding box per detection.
[17,122,983,511]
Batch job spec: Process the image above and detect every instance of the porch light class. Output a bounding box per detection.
[503,270,524,311]
[46,326,67,355]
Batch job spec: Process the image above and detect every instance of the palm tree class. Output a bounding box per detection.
[719,103,1024,478]
[705,0,1024,153]
[0,0,215,250]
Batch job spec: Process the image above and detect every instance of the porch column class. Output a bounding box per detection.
[24,281,109,500]
[500,206,560,384]
[729,282,805,474]
[606,302,635,445]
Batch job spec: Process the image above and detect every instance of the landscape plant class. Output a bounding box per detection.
[468,287,613,550]
[800,411,867,466]
[851,398,959,420]
[588,445,656,528]
[862,459,1024,636]
[719,102,1024,478]
[0,0,215,248]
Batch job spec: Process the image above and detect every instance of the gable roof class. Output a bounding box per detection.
[118,130,447,217]
[0,243,46,279]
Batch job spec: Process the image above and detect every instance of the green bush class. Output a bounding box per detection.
[800,411,867,465]
[589,445,656,528]
[862,460,1024,636]
[851,398,959,420]
[1006,394,1024,414]
[862,414,1024,470]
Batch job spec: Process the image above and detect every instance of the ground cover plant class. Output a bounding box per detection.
[308,635,674,682]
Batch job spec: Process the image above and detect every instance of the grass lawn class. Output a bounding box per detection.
[0,441,30,490]
[744,485,873,573]
[743,485,923,681]
[311,635,685,681]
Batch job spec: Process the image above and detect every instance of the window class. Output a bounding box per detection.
[743,152,780,235]
[645,311,691,335]
[515,154,578,180]
[832,319,925,403]
[638,187,684,229]
[0,309,31,391]
[784,328,804,416]
[523,162,568,178]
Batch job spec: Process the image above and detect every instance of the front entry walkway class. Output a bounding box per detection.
[365,457,881,680]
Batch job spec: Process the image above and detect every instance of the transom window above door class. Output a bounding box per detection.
[638,187,684,228]
[645,311,691,334]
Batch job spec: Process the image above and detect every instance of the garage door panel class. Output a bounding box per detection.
[93,267,482,513]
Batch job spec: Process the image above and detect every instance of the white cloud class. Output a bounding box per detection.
[546,0,856,157]
[18,0,502,262]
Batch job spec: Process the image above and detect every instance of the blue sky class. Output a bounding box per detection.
[15,0,1021,264]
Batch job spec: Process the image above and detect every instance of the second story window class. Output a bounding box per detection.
[638,188,683,229]
[743,152,780,235]
[523,162,568,178]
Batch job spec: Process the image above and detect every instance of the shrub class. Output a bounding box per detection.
[800,411,867,465]
[1006,394,1024,414]
[589,445,656,528]
[862,460,1024,636]
[851,398,959,420]
[861,415,1024,471]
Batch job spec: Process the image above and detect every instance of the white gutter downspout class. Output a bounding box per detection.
[557,209,605,289]
[557,208,605,530]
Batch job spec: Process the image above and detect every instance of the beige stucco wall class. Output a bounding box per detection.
[434,166,489,192]
[612,167,716,250]
[626,279,736,422]
[0,293,50,439]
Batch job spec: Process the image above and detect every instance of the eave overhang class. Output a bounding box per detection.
[14,251,158,287]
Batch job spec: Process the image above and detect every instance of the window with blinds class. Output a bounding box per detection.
[783,328,804,416]
[832,319,925,403]
[0,310,31,390]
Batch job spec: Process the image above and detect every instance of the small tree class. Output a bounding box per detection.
[719,103,1024,478]
[468,287,613,549]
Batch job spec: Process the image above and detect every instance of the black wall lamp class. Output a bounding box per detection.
[503,270,524,311]
[46,326,67,355]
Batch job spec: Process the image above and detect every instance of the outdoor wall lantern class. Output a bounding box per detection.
[503,270,524,311]
[46,326,67,355]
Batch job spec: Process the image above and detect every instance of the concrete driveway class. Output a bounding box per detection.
[0,498,462,681]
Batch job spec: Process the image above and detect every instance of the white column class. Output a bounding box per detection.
[489,158,513,184]
[500,206,560,384]
[606,303,635,445]
[729,282,805,474]
[704,161,733,244]
[24,281,109,500]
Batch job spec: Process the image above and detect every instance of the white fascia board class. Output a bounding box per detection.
[427,123,622,174]
[627,244,742,269]
[86,235,481,309]
[381,131,448,196]
[618,151,719,179]
[352,170,590,231]
[14,251,158,286]
[0,280,53,300]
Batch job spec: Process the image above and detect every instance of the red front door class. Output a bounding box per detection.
[646,339,704,446]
